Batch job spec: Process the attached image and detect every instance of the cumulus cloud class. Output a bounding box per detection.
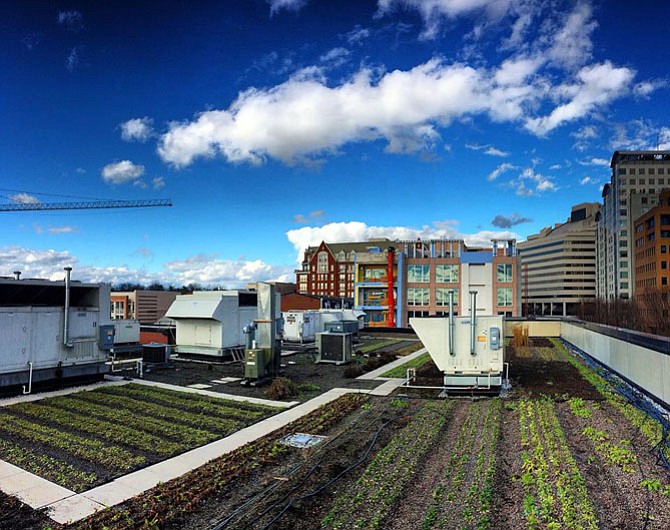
[491,214,533,229]
[101,160,145,184]
[525,62,635,136]
[10,193,40,204]
[511,167,558,196]
[487,162,516,181]
[120,117,154,142]
[286,220,518,263]
[268,0,308,15]
[578,157,609,166]
[164,254,293,286]
[345,26,371,45]
[546,2,597,70]
[633,79,667,98]
[57,10,83,32]
[580,176,597,185]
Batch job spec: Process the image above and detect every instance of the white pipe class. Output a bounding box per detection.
[469,291,477,355]
[448,290,455,356]
[136,359,144,378]
[22,362,33,395]
[63,267,72,347]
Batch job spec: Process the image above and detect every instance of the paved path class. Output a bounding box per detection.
[356,347,427,380]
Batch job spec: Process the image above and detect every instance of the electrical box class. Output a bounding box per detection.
[245,348,266,379]
[490,327,501,350]
[316,332,353,364]
[99,325,115,350]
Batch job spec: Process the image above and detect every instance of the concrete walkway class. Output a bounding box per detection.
[1,359,414,524]
[356,347,427,380]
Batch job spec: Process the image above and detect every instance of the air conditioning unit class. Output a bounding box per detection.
[316,332,353,364]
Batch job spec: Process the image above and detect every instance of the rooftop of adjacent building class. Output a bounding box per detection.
[611,150,670,167]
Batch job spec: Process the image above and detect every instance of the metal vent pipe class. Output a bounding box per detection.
[448,290,455,356]
[63,267,73,347]
[13,271,21,280]
[469,290,477,355]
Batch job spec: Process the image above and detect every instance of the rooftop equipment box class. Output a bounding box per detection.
[316,332,353,364]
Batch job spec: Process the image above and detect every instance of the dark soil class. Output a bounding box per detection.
[0,491,50,530]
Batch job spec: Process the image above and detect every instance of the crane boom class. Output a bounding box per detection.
[0,198,172,212]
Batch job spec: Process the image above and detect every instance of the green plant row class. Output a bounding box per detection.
[47,394,219,446]
[422,400,500,530]
[67,394,368,530]
[96,383,274,420]
[580,426,636,472]
[10,401,183,457]
[0,436,97,492]
[355,340,399,354]
[550,338,668,461]
[323,400,454,530]
[519,399,598,530]
[70,389,241,435]
[380,352,431,378]
[0,412,143,472]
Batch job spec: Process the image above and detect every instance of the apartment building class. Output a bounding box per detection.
[110,290,178,324]
[297,238,519,327]
[597,150,670,299]
[634,189,670,299]
[518,203,600,316]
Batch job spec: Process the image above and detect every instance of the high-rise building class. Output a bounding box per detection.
[110,290,178,324]
[519,203,600,316]
[596,150,670,299]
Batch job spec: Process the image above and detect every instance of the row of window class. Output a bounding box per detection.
[406,263,513,283]
[619,167,667,175]
[406,287,513,307]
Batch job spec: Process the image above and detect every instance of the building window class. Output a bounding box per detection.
[618,168,627,175]
[317,251,328,273]
[408,264,430,283]
[639,168,646,175]
[496,263,513,282]
[435,264,458,283]
[629,168,636,175]
[662,262,668,270]
[407,287,430,306]
[663,277,668,286]
[662,245,668,253]
[649,168,655,175]
[497,287,513,307]
[436,288,458,306]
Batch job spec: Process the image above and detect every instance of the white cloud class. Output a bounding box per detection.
[10,193,40,204]
[320,47,350,66]
[345,26,371,45]
[65,47,80,72]
[487,162,516,181]
[120,117,154,142]
[466,143,510,157]
[525,62,635,136]
[549,163,562,170]
[48,226,77,234]
[164,255,293,286]
[377,0,511,39]
[101,160,145,184]
[152,176,166,190]
[572,124,598,139]
[268,0,308,15]
[293,209,325,224]
[286,220,518,263]
[633,79,667,98]
[546,2,597,70]
[511,167,558,196]
[580,176,597,185]
[578,157,609,166]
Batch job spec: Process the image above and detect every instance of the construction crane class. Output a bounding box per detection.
[0,198,172,212]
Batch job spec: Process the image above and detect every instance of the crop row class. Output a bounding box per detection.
[550,338,669,462]
[0,412,143,472]
[69,390,241,434]
[323,400,454,529]
[46,394,219,446]
[519,399,598,529]
[10,401,184,457]
[355,340,399,354]
[422,400,501,530]
[68,393,368,530]
[96,383,275,420]
[0,436,97,492]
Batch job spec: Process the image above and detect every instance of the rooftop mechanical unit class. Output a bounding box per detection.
[323,320,359,336]
[316,332,353,364]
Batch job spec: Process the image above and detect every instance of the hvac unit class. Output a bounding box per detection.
[316,332,353,364]
[323,320,359,335]
[142,343,171,364]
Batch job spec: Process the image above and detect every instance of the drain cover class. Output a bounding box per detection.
[279,433,326,448]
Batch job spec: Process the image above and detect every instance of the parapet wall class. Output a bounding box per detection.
[561,322,670,408]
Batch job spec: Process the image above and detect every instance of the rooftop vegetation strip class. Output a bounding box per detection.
[380,352,431,378]
[0,436,97,493]
[519,398,598,529]
[8,401,184,457]
[68,390,242,434]
[550,338,670,464]
[95,383,276,417]
[0,412,143,471]
[43,394,220,446]
[355,339,401,354]
[323,400,454,529]
[66,394,367,530]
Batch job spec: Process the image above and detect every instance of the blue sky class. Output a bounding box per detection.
[1,0,669,287]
